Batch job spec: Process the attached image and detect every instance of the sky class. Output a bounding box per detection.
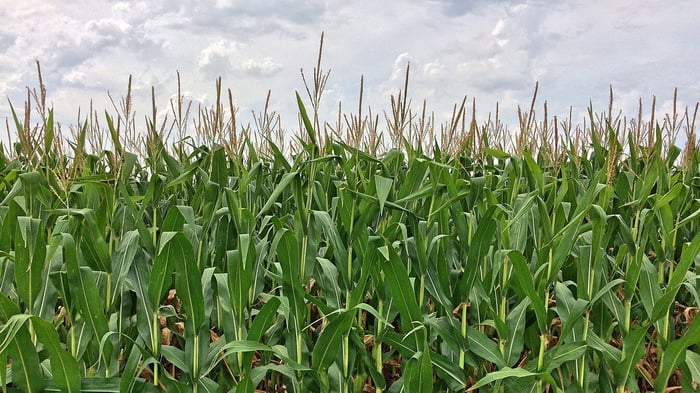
[1,0,699,147]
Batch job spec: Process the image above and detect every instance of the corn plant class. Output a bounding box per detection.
[1,55,700,393]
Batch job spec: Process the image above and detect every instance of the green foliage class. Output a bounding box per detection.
[1,65,700,393]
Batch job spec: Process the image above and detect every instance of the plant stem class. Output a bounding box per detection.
[536,332,547,393]
[342,196,356,392]
[375,297,384,393]
[459,302,467,370]
[152,312,160,386]
[499,255,509,358]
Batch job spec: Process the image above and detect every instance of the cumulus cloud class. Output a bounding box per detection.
[61,70,87,86]
[423,61,445,79]
[209,0,326,24]
[197,40,239,78]
[0,0,697,140]
[0,32,14,53]
[239,58,283,77]
[437,0,513,16]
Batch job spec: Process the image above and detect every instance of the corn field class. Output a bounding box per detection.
[1,56,700,393]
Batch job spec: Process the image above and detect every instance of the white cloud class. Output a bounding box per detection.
[492,19,505,37]
[197,40,238,78]
[0,0,697,145]
[62,70,87,86]
[239,58,283,77]
[423,60,445,79]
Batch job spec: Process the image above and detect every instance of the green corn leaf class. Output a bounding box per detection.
[685,350,700,385]
[589,278,626,308]
[0,348,6,389]
[126,261,157,354]
[71,319,94,363]
[403,343,433,393]
[484,148,511,159]
[218,340,273,358]
[273,228,306,365]
[242,296,281,370]
[380,244,423,345]
[351,302,393,328]
[18,171,54,213]
[356,337,387,390]
[468,367,557,392]
[201,267,216,326]
[0,256,14,297]
[361,188,415,216]
[348,236,381,308]
[523,152,545,194]
[374,174,393,214]
[312,309,354,372]
[30,317,81,393]
[548,177,603,282]
[638,255,661,320]
[236,376,255,393]
[104,111,123,154]
[210,145,228,188]
[273,228,304,313]
[6,100,23,137]
[213,273,236,346]
[34,232,63,321]
[504,297,530,366]
[119,338,148,393]
[240,233,256,301]
[247,297,282,342]
[71,209,112,273]
[110,230,140,307]
[460,206,497,301]
[14,216,45,313]
[467,326,506,369]
[423,263,455,317]
[542,341,588,372]
[161,345,188,371]
[249,364,301,386]
[160,376,191,393]
[613,324,648,388]
[61,233,111,356]
[187,324,211,382]
[44,108,54,156]
[148,231,177,309]
[165,164,199,189]
[228,248,252,326]
[0,313,49,393]
[117,182,155,255]
[315,257,342,309]
[296,91,316,146]
[655,313,700,391]
[548,208,589,283]
[554,282,588,343]
[6,331,45,392]
[119,151,139,183]
[311,211,348,287]
[161,205,196,233]
[379,331,465,391]
[205,341,313,381]
[167,232,206,377]
[675,200,700,228]
[651,233,700,323]
[508,250,547,332]
[424,316,466,354]
[81,377,160,392]
[256,171,298,219]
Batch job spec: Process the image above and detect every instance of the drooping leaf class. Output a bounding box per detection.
[312,309,354,372]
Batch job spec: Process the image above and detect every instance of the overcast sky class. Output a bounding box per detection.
[1,0,698,146]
